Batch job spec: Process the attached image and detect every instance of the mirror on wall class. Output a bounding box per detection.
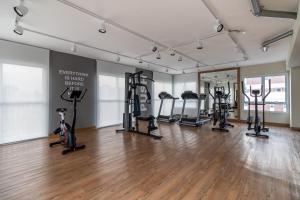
[199,69,240,120]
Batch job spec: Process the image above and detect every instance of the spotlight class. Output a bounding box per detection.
[165,69,169,73]
[70,43,77,53]
[98,22,106,33]
[170,49,176,56]
[116,55,120,62]
[178,56,182,62]
[13,4,28,17]
[156,51,161,59]
[152,45,158,52]
[196,62,200,68]
[13,24,23,35]
[262,46,268,52]
[196,40,203,50]
[138,59,143,64]
[214,19,224,33]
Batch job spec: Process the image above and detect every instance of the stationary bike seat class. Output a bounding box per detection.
[56,108,67,112]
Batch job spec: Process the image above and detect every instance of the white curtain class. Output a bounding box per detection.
[152,72,173,117]
[0,63,49,144]
[96,60,134,128]
[97,74,125,127]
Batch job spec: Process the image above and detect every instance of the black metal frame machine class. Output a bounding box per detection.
[116,71,162,139]
[157,92,179,123]
[178,91,211,127]
[241,79,271,138]
[208,82,234,132]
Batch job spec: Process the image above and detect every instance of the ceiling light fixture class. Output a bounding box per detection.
[214,19,224,33]
[170,49,176,56]
[13,1,28,17]
[98,22,106,33]
[116,55,121,62]
[262,46,269,52]
[70,43,77,53]
[196,40,203,50]
[178,56,182,62]
[156,51,161,59]
[138,58,143,64]
[13,23,23,35]
[152,44,158,52]
[229,29,246,34]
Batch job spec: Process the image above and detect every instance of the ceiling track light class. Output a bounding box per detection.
[156,51,161,59]
[229,29,246,34]
[138,59,143,64]
[152,44,158,52]
[13,20,23,35]
[13,1,28,17]
[262,46,269,52]
[170,49,176,56]
[116,55,121,62]
[70,43,77,53]
[178,56,182,62]
[214,19,224,33]
[98,22,106,33]
[196,40,203,50]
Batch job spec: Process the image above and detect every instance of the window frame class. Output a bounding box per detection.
[242,73,289,113]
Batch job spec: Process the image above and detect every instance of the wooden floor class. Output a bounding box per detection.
[1,123,300,200]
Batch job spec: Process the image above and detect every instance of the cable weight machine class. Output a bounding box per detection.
[116,71,162,139]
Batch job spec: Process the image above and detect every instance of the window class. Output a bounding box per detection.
[174,81,197,108]
[0,64,49,144]
[243,74,287,112]
[153,81,172,116]
[97,75,125,127]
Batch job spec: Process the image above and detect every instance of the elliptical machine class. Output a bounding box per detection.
[50,88,87,155]
[208,82,234,132]
[241,80,271,138]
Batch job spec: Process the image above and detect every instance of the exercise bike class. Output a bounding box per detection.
[241,79,271,138]
[49,88,87,155]
[49,108,71,147]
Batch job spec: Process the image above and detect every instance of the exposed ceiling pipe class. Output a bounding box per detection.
[262,30,293,49]
[250,0,297,20]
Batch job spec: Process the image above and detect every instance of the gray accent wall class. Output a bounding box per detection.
[49,51,97,131]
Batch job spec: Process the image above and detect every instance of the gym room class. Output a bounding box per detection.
[0,0,300,199]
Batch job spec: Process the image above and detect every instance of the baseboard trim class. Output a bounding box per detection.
[291,127,300,131]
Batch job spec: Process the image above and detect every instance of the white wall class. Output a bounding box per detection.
[290,66,300,128]
[240,61,290,124]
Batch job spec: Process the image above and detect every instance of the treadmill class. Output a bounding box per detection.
[157,92,179,123]
[178,91,211,127]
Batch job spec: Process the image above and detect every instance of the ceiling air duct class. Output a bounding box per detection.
[250,0,297,20]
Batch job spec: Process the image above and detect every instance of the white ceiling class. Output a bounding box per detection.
[201,70,237,82]
[0,0,297,74]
